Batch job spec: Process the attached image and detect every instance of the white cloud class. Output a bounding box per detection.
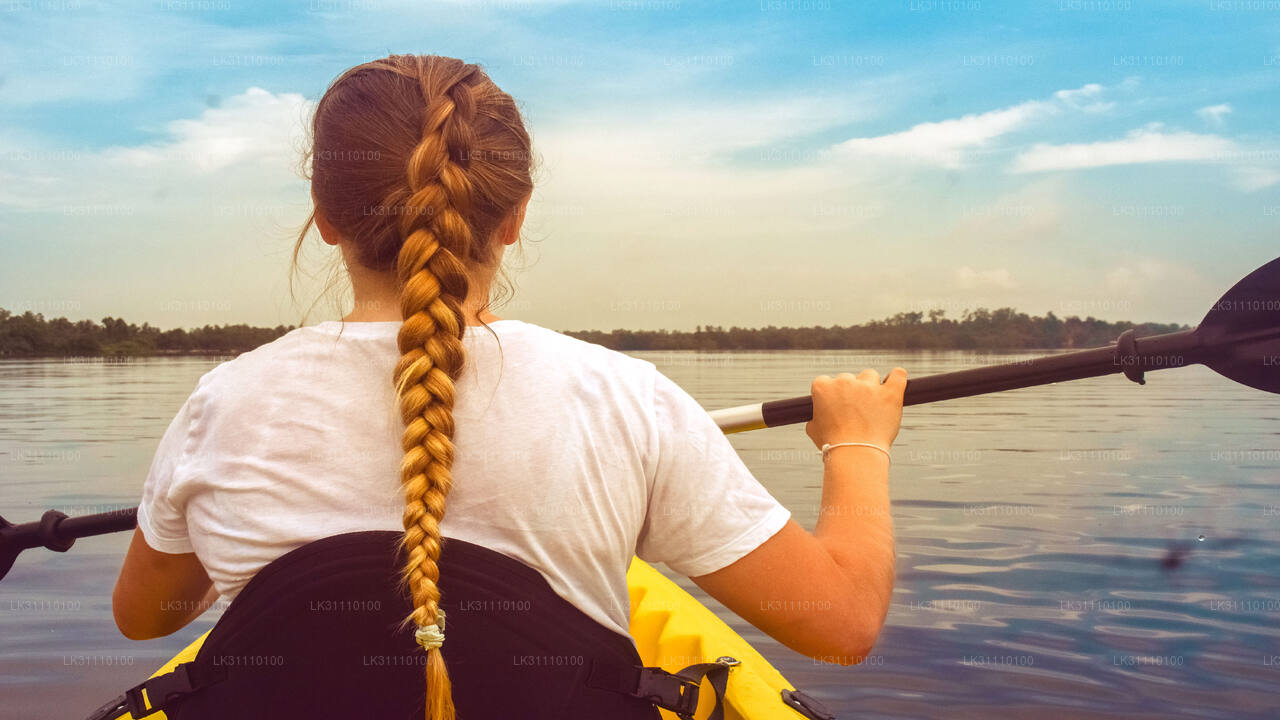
[833,100,1054,169]
[1010,125,1237,173]
[105,88,311,173]
[1196,103,1232,127]
[0,88,312,210]
[831,82,1122,169]
[1054,84,1101,103]
[1054,83,1114,114]
[955,266,1017,290]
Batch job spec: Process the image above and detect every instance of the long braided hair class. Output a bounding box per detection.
[296,55,534,720]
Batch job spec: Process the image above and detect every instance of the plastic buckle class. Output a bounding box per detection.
[781,688,837,720]
[636,667,700,717]
[715,655,741,669]
[124,662,198,718]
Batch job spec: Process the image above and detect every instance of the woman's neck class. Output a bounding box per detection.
[340,248,501,326]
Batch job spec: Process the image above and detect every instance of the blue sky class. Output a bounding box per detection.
[2,0,1278,331]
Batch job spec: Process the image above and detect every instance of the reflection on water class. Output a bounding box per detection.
[1,351,1278,718]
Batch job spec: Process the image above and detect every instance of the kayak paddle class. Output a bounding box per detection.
[712,255,1279,432]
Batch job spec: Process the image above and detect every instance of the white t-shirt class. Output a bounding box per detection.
[137,319,791,639]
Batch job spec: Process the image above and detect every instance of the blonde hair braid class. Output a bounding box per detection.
[297,52,534,719]
[392,56,483,720]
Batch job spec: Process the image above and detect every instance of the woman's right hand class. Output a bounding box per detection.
[805,368,907,450]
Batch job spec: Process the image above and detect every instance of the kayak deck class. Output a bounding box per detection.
[626,559,802,720]
[121,558,805,720]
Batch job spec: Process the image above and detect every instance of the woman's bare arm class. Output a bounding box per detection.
[113,528,217,640]
[691,368,904,664]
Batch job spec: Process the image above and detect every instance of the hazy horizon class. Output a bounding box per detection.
[0,302,1195,335]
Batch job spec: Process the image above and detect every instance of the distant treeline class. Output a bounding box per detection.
[0,307,1189,358]
[565,310,1189,351]
[0,309,292,357]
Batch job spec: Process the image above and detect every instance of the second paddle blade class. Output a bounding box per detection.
[1197,255,1280,395]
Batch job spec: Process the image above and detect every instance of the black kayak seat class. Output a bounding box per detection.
[91,531,732,720]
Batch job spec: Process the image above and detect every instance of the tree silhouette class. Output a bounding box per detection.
[0,306,1188,358]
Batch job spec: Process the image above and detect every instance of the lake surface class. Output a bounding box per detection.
[1,351,1278,719]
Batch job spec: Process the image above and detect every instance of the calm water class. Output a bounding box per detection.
[1,352,1278,719]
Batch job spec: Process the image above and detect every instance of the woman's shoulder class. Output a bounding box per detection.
[496,320,657,378]
[190,319,663,409]
[191,325,333,399]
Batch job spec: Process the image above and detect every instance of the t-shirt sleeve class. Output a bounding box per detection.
[136,384,204,555]
[636,368,792,577]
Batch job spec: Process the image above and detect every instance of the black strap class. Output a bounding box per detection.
[84,662,228,720]
[672,662,731,720]
[125,661,228,717]
[587,658,732,720]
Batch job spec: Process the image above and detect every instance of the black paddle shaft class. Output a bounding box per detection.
[757,326,1211,427]
[0,508,138,580]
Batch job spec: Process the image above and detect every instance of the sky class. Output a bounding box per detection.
[1,0,1278,332]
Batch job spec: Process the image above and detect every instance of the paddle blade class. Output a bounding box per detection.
[1197,256,1280,394]
[0,515,16,580]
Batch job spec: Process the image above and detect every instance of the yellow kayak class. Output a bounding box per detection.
[122,558,819,720]
[625,559,810,720]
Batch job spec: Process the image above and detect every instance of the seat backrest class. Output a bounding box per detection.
[170,531,659,720]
